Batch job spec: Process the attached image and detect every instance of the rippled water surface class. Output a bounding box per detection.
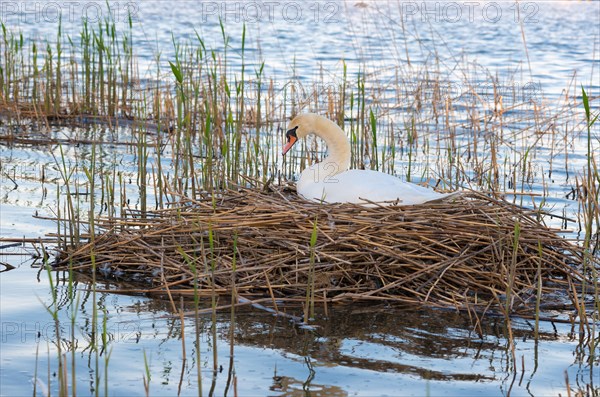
[1,1,599,396]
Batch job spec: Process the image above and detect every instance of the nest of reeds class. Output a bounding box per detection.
[55,185,597,316]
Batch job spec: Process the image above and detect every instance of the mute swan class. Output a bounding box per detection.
[282,113,458,206]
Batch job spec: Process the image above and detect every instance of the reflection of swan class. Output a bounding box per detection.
[282,113,458,205]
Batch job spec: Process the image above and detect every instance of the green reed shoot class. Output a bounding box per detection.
[143,349,151,397]
[54,17,62,114]
[224,231,238,396]
[357,72,366,168]
[233,24,247,184]
[54,144,80,247]
[304,216,319,323]
[42,258,68,396]
[81,18,91,111]
[177,243,203,395]
[370,109,379,171]
[137,124,149,215]
[406,117,416,182]
[33,337,41,397]
[254,61,265,134]
[80,141,103,396]
[207,224,219,375]
[581,86,599,364]
[68,286,81,396]
[102,308,113,396]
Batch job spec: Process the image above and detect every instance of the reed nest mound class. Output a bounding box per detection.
[55,186,597,316]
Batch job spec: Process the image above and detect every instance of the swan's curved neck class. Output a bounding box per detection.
[311,116,351,175]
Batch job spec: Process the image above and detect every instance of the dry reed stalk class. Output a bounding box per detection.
[54,185,598,317]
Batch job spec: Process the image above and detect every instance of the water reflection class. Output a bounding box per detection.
[0,251,596,396]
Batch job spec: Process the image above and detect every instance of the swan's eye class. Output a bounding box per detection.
[285,126,298,141]
[282,126,299,156]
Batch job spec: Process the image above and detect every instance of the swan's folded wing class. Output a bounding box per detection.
[299,169,455,206]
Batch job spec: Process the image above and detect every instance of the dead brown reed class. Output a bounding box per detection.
[54,184,598,317]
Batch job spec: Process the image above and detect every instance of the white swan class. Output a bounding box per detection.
[282,113,458,206]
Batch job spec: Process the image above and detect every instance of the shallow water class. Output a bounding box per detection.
[1,1,599,396]
[0,261,595,396]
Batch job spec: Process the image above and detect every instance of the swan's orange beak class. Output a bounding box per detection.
[282,127,298,156]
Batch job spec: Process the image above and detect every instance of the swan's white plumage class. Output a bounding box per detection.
[297,168,455,205]
[283,113,457,206]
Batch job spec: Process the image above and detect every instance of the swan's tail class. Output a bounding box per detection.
[424,191,462,204]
